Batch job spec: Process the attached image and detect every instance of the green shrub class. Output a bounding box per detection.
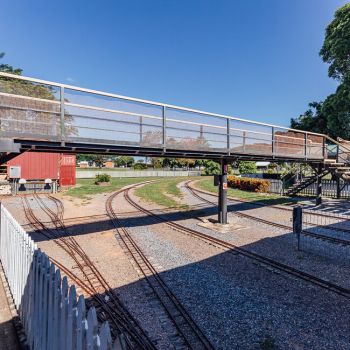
[227,175,270,193]
[134,162,147,170]
[95,173,111,184]
[238,161,257,174]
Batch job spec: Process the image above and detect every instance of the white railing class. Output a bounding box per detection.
[0,72,326,160]
[0,204,122,350]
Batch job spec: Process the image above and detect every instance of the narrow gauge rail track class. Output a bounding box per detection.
[123,186,350,299]
[186,180,350,223]
[185,182,350,247]
[106,190,215,350]
[22,194,155,350]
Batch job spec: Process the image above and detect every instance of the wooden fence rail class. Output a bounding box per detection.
[0,204,124,349]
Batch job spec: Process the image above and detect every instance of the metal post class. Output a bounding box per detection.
[293,206,302,251]
[272,127,275,157]
[60,86,65,146]
[139,116,143,145]
[316,163,322,206]
[227,119,230,155]
[218,159,228,224]
[336,176,341,199]
[218,173,222,222]
[243,131,246,153]
[304,133,308,159]
[162,106,166,151]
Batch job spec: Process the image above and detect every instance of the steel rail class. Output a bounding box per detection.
[185,182,350,247]
[32,194,156,349]
[106,189,215,350]
[123,187,350,299]
[21,194,156,350]
[187,180,350,223]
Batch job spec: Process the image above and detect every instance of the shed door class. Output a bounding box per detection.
[60,155,76,186]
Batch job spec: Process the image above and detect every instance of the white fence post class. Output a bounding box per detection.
[0,203,120,350]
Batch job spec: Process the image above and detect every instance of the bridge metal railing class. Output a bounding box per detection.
[0,72,326,160]
[0,203,123,349]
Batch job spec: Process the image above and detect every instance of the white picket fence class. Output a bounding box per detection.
[0,204,123,349]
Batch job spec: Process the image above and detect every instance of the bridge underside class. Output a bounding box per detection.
[15,139,325,164]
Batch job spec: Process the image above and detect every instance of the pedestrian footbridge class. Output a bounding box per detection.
[0,72,346,164]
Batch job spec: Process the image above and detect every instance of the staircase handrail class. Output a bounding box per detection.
[324,135,350,154]
[323,135,350,164]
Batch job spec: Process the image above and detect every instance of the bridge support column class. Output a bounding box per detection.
[316,164,323,206]
[218,159,228,224]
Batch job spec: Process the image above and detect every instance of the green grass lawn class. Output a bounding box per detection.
[64,177,153,199]
[195,177,298,206]
[134,177,197,209]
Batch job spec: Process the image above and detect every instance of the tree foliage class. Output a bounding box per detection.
[115,156,134,167]
[238,161,257,174]
[291,3,350,139]
[320,3,350,81]
[0,52,22,75]
[202,160,221,175]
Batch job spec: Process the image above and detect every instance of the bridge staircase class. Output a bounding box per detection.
[285,168,330,196]
[285,137,350,196]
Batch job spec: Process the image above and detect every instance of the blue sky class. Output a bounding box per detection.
[1,0,348,127]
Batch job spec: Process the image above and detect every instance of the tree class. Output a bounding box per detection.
[115,156,134,167]
[291,4,350,139]
[320,3,350,81]
[150,157,163,169]
[0,52,22,75]
[290,102,328,135]
[238,161,257,174]
[0,52,77,138]
[322,76,350,139]
[202,160,221,175]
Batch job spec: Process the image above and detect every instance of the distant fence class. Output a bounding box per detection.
[0,204,123,349]
[267,179,284,195]
[77,169,201,179]
[297,179,350,198]
[244,173,350,198]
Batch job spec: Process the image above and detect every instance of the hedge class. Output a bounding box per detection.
[227,175,270,193]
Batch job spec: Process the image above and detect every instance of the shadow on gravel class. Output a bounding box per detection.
[84,231,350,350]
[21,198,350,349]
[26,199,350,248]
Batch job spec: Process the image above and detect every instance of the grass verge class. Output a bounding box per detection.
[134,177,196,209]
[195,177,299,206]
[64,177,152,199]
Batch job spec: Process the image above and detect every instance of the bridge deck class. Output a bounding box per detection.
[0,72,328,162]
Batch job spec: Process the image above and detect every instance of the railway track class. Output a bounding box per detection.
[123,186,350,299]
[185,182,350,247]
[22,194,155,350]
[106,190,215,350]
[186,180,350,223]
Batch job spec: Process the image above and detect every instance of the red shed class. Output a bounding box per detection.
[60,154,76,186]
[7,152,76,186]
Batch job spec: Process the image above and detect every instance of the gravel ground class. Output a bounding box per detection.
[1,193,180,349]
[125,183,350,349]
[3,183,350,349]
[178,183,350,289]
